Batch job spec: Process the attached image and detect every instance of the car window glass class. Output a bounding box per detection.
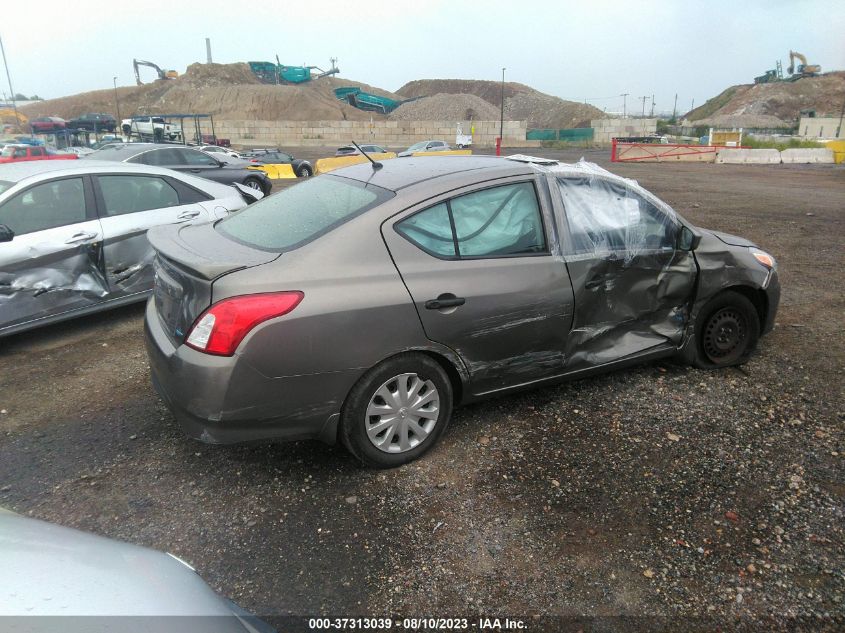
[218,176,394,252]
[396,203,455,257]
[136,149,183,166]
[14,148,27,158]
[180,149,218,166]
[450,182,545,257]
[98,175,180,216]
[556,177,677,260]
[31,148,44,156]
[0,177,87,235]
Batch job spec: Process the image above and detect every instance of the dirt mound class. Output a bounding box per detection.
[20,62,392,123]
[397,79,605,128]
[685,72,845,123]
[390,93,499,121]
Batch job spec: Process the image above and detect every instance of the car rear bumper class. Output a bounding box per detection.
[144,299,349,445]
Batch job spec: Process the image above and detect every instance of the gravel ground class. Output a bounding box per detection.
[0,149,842,631]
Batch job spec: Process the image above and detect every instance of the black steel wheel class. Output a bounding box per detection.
[694,290,760,368]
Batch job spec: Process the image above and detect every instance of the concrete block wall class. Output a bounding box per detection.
[212,119,533,148]
[797,117,845,139]
[592,118,658,144]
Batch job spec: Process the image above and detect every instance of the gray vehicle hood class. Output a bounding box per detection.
[706,229,757,248]
[0,509,271,631]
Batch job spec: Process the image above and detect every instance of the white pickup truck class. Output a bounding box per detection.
[121,116,182,141]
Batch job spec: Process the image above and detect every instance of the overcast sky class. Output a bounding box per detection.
[2,0,843,115]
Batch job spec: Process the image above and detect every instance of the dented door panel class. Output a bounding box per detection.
[0,220,108,332]
[551,172,697,370]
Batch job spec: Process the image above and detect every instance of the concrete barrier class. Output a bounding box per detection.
[314,152,397,175]
[248,164,297,179]
[780,148,835,164]
[716,149,781,164]
[824,141,845,164]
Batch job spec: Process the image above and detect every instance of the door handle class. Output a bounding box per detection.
[425,295,466,310]
[189,168,202,173]
[64,231,97,244]
[177,210,201,220]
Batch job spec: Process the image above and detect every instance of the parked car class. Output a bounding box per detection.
[336,144,388,157]
[241,148,313,178]
[200,145,241,159]
[84,143,272,194]
[58,145,95,156]
[0,508,276,632]
[29,116,66,133]
[398,140,450,156]
[144,156,780,468]
[0,144,79,163]
[0,160,261,337]
[67,112,117,132]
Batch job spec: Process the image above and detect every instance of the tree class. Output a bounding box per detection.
[13,93,27,101]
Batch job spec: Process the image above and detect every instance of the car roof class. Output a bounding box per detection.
[332,155,534,191]
[85,143,196,161]
[0,159,188,183]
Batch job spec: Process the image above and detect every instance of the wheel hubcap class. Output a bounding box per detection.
[365,373,439,454]
[246,180,261,190]
[703,308,747,362]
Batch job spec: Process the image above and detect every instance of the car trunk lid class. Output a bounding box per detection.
[148,223,278,344]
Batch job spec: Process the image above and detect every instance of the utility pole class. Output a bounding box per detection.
[620,93,629,118]
[650,94,655,118]
[499,67,506,155]
[113,77,122,124]
[640,95,649,117]
[690,98,695,112]
[672,93,678,122]
[0,35,20,132]
[205,38,213,64]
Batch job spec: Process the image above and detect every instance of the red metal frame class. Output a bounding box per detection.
[611,140,749,163]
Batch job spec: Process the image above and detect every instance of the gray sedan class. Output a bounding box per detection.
[144,156,780,468]
[0,161,259,337]
[86,143,273,195]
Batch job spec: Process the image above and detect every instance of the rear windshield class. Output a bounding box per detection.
[217,175,394,252]
[0,180,13,195]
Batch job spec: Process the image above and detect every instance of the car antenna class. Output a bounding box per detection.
[351,140,382,170]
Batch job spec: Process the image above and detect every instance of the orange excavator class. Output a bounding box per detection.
[787,51,821,79]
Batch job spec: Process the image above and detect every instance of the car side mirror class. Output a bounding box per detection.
[0,224,14,243]
[678,225,701,251]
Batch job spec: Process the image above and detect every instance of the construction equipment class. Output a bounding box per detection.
[787,51,821,79]
[754,61,783,84]
[133,59,179,85]
[247,57,340,85]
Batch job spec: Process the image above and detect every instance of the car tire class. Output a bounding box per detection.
[341,353,453,469]
[243,177,264,192]
[296,165,312,178]
[693,290,760,369]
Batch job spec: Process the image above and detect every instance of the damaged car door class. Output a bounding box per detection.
[383,178,574,395]
[92,174,214,297]
[553,174,697,370]
[0,176,107,332]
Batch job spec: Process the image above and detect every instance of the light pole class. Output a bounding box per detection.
[113,77,121,124]
[620,93,629,118]
[499,67,505,155]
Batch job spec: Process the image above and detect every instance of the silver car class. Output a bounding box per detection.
[0,161,260,337]
[144,156,780,468]
[0,508,276,632]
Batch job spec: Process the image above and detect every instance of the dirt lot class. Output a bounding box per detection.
[0,149,843,631]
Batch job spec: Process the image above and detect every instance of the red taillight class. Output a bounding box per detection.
[185,292,303,356]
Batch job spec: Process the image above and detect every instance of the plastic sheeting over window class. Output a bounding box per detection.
[556,176,678,263]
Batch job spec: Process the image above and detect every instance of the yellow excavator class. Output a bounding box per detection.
[787,51,821,79]
[133,59,179,85]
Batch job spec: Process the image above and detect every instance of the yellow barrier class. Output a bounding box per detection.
[314,153,397,175]
[825,140,845,165]
[411,150,473,157]
[248,164,297,179]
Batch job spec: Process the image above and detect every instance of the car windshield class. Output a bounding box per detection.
[1,147,17,157]
[217,175,394,252]
[407,142,427,151]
